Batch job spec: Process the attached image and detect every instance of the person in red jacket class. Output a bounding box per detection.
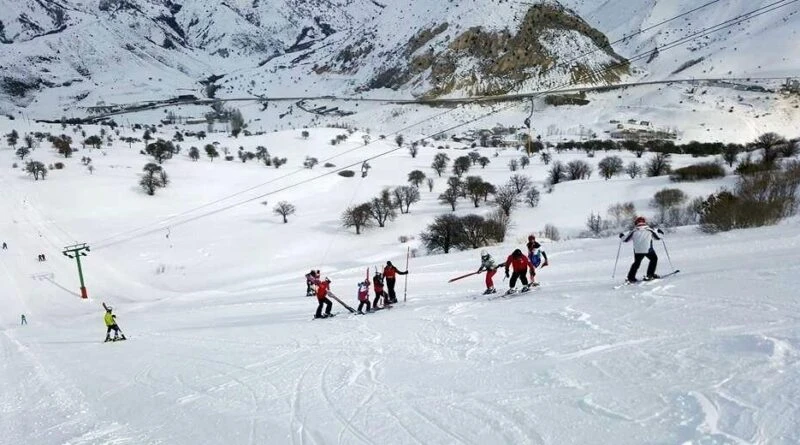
[373,272,388,308]
[315,277,333,319]
[383,261,408,304]
[504,248,534,291]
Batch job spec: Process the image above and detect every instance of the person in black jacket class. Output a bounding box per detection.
[382,261,408,303]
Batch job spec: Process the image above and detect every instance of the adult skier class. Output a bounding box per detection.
[357,279,371,314]
[477,250,502,294]
[102,303,126,342]
[314,277,334,319]
[383,261,408,304]
[619,216,663,282]
[526,235,549,283]
[504,248,535,292]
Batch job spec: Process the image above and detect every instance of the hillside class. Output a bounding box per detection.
[1,116,799,444]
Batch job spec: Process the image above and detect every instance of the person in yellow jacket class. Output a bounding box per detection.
[102,303,126,342]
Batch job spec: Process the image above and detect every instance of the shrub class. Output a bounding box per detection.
[420,214,464,253]
[224,155,234,161]
[598,156,624,180]
[607,202,637,228]
[484,209,511,243]
[548,161,566,185]
[493,185,519,216]
[566,160,592,180]
[324,162,335,168]
[646,153,672,177]
[524,186,540,207]
[584,212,607,238]
[670,162,725,181]
[338,170,356,177]
[507,174,532,194]
[54,162,65,170]
[625,161,642,178]
[508,159,519,171]
[651,188,688,225]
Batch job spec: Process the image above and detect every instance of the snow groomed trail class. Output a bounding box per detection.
[2,221,799,444]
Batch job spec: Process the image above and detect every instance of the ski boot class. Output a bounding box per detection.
[643,274,660,281]
[483,287,496,295]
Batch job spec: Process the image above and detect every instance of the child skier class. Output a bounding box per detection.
[102,303,126,342]
[315,277,333,319]
[477,250,502,294]
[305,270,317,296]
[372,271,388,308]
[619,216,663,282]
[526,235,549,283]
[357,279,371,314]
[504,248,535,293]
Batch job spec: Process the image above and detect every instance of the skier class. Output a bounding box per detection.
[383,261,408,304]
[314,277,333,319]
[2,242,6,250]
[372,271,388,308]
[477,250,502,294]
[504,248,535,293]
[305,270,317,296]
[357,279,371,314]
[619,216,663,282]
[102,303,126,342]
[526,235,549,283]
[20,314,27,325]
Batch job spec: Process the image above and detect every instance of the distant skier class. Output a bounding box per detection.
[477,250,502,294]
[357,279,371,314]
[2,242,6,250]
[619,216,663,282]
[372,271,388,308]
[102,303,126,342]
[526,235,549,284]
[314,277,333,319]
[20,314,27,325]
[383,261,408,304]
[504,248,535,292]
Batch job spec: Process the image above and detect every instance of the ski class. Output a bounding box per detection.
[487,285,539,301]
[327,292,357,314]
[614,270,680,289]
[312,313,338,320]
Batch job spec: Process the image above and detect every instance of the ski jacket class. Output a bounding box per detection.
[623,225,661,254]
[505,254,533,273]
[383,265,407,279]
[357,282,370,302]
[316,281,330,301]
[527,241,548,267]
[372,275,384,293]
[478,255,499,272]
[104,312,115,326]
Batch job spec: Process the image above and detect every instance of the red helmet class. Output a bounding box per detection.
[634,216,646,225]
[528,235,535,240]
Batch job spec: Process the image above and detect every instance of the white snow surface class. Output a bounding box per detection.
[1,118,800,444]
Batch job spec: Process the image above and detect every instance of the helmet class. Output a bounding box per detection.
[634,216,646,225]
[106,307,112,312]
[480,249,489,258]
[325,277,331,283]
[528,235,535,241]
[386,261,393,266]
[512,249,523,256]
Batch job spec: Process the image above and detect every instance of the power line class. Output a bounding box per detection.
[91,0,796,249]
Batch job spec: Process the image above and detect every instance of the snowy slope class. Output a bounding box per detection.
[1,117,799,444]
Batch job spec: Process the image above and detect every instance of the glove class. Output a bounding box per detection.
[542,261,549,268]
[657,229,664,235]
[618,233,625,239]
[505,270,510,278]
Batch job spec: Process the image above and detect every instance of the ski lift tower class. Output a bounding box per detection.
[63,243,91,299]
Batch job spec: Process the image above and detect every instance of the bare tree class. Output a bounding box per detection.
[452,156,471,177]
[508,158,518,171]
[408,170,426,188]
[625,161,642,178]
[566,160,593,180]
[139,163,168,196]
[369,189,397,227]
[426,177,435,192]
[420,214,464,254]
[478,156,491,168]
[25,161,47,181]
[393,186,421,214]
[464,176,488,207]
[146,139,174,164]
[341,203,373,234]
[519,156,530,169]
[493,185,519,216]
[524,186,540,207]
[273,201,296,223]
[431,153,450,177]
[548,161,567,185]
[598,156,624,179]
[646,153,672,177]
[408,144,419,158]
[507,174,532,194]
[439,186,460,211]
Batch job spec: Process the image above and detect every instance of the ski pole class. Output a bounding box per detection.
[612,239,622,279]
[662,239,676,271]
[403,246,410,302]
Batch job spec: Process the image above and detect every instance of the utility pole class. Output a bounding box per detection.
[63,243,90,299]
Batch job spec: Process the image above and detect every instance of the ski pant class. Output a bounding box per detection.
[358,300,371,312]
[106,324,121,338]
[316,298,332,317]
[628,249,658,281]
[386,278,397,301]
[509,270,529,288]
[373,291,386,307]
[21,316,27,325]
[485,269,497,289]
